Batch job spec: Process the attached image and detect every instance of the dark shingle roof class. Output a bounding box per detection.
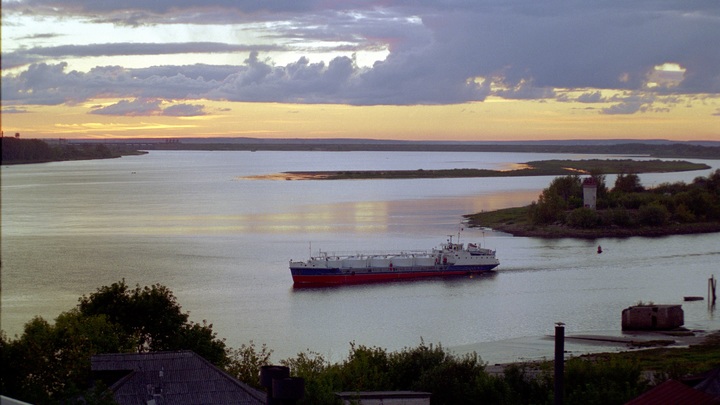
[91,351,265,405]
[625,379,720,405]
[694,368,720,397]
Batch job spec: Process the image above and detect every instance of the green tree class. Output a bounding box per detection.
[530,193,567,225]
[567,207,600,229]
[77,280,227,364]
[225,341,274,389]
[340,343,391,390]
[547,175,583,206]
[0,311,131,403]
[1,281,229,402]
[281,350,338,405]
[589,171,610,208]
[387,340,447,389]
[614,172,644,193]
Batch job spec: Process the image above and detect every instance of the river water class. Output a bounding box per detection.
[2,150,719,363]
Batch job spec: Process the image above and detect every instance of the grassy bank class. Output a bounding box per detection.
[260,159,710,180]
[464,206,720,238]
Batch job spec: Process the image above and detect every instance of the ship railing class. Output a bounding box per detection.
[312,249,434,259]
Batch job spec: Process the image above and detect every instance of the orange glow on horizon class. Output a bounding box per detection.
[1,96,718,141]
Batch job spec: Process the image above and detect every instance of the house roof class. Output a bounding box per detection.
[625,379,720,405]
[336,391,431,399]
[692,368,720,397]
[91,351,265,405]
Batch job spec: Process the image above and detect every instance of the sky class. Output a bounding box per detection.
[1,0,720,141]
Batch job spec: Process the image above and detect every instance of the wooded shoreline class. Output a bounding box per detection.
[464,169,720,238]
[464,206,720,238]
[246,159,710,180]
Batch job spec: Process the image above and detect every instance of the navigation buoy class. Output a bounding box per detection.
[597,245,602,254]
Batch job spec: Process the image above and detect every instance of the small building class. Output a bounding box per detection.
[91,350,265,405]
[621,304,684,330]
[336,391,431,405]
[582,177,597,209]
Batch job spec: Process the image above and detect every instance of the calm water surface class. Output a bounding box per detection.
[2,151,719,363]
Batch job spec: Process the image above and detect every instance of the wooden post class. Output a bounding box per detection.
[554,322,565,405]
[709,276,717,311]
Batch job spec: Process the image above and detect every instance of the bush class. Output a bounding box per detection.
[618,193,656,210]
[567,207,600,229]
[638,203,670,226]
[605,208,633,227]
[673,203,696,223]
[565,356,646,405]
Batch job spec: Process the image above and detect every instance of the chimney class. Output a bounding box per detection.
[260,365,304,405]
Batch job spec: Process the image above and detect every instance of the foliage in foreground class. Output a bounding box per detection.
[0,280,228,403]
[268,341,654,405]
[2,281,718,404]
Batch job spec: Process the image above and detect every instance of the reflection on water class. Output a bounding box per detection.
[2,151,719,362]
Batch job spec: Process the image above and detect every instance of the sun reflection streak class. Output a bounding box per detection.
[76,190,539,236]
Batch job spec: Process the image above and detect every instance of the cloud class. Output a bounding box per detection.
[600,93,657,115]
[2,42,288,69]
[2,0,720,109]
[1,54,489,106]
[1,107,30,113]
[602,101,645,115]
[577,91,605,103]
[161,103,207,116]
[90,98,163,116]
[88,98,208,116]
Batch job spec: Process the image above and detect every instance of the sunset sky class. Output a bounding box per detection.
[2,1,719,141]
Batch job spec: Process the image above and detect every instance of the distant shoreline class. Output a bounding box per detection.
[242,159,711,181]
[151,139,720,160]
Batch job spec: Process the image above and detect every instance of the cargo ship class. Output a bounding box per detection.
[289,236,499,285]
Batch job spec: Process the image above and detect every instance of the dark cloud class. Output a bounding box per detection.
[600,93,656,115]
[2,42,286,69]
[577,92,605,103]
[1,54,488,106]
[3,0,719,110]
[3,0,326,16]
[90,98,163,116]
[162,103,207,116]
[88,98,207,116]
[14,42,286,58]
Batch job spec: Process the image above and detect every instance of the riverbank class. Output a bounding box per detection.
[451,327,718,374]
[1,137,146,165]
[243,159,710,181]
[464,206,720,238]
